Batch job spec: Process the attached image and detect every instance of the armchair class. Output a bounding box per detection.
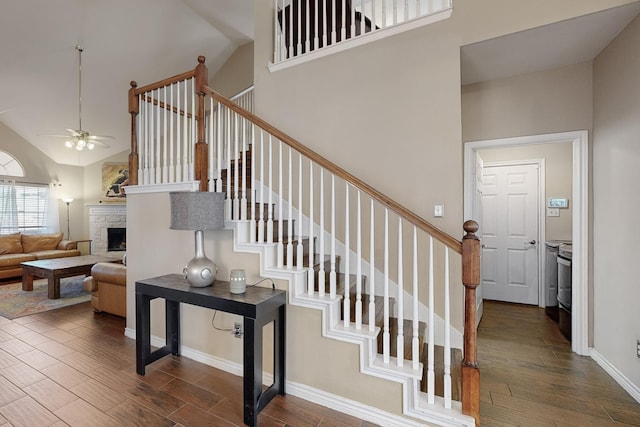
[83,262,126,317]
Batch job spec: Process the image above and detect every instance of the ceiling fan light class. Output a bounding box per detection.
[65,140,74,148]
[87,142,95,150]
[77,139,86,147]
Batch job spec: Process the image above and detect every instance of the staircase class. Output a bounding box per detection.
[127,57,481,427]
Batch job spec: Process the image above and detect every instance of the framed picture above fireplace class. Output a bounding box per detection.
[102,163,129,200]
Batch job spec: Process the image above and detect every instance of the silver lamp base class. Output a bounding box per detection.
[183,230,217,287]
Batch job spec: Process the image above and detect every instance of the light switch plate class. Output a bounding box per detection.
[547,208,560,217]
[433,204,444,217]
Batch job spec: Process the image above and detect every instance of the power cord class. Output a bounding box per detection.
[210,277,276,331]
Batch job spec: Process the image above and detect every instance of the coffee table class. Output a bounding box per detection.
[21,255,121,299]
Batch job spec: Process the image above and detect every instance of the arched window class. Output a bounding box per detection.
[0,150,25,177]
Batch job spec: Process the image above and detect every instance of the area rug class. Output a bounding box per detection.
[0,276,90,319]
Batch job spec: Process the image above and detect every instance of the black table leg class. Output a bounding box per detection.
[275,304,286,395]
[243,317,261,427]
[135,293,151,375]
[166,300,180,355]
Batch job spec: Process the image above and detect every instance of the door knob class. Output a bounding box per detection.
[528,240,536,245]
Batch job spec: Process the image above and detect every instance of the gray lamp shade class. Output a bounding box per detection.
[169,191,225,231]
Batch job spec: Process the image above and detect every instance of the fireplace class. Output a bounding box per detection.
[107,227,127,251]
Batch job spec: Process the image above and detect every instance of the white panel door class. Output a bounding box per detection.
[481,163,539,305]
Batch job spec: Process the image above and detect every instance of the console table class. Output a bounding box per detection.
[135,274,286,427]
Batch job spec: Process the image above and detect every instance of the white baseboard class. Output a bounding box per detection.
[124,327,427,426]
[590,348,640,404]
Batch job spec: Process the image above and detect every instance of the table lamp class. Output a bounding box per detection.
[170,191,225,287]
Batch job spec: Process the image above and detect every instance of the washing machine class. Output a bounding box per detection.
[557,244,573,340]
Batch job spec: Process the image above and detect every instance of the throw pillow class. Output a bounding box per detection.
[0,233,22,255]
[21,232,64,253]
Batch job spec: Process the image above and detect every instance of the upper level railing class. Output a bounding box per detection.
[128,57,479,425]
[272,0,453,65]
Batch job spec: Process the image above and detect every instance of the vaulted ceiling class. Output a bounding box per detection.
[0,0,253,167]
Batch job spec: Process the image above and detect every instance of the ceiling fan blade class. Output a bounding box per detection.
[87,135,115,140]
[40,134,74,138]
[66,128,81,136]
[87,139,110,148]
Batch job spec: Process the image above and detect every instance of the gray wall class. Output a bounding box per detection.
[593,13,640,390]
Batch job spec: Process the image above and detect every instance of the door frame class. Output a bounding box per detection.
[482,159,546,306]
[464,130,589,356]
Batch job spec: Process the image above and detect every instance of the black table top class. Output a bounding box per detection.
[136,273,286,318]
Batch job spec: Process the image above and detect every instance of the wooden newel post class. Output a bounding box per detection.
[128,81,139,186]
[194,56,209,192]
[461,220,480,425]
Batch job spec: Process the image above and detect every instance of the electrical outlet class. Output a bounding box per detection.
[234,322,243,338]
[637,339,640,358]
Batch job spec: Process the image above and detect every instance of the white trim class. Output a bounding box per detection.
[269,7,452,72]
[464,130,589,356]
[482,159,546,307]
[590,348,640,404]
[124,181,200,194]
[124,327,437,427]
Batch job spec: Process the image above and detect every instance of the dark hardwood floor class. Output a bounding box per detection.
[479,300,640,426]
[3,291,639,426]
[0,301,379,427]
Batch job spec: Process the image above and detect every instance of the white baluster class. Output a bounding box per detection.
[225,106,232,219]
[277,139,284,267]
[313,0,319,50]
[249,124,256,241]
[331,0,337,44]
[170,84,176,183]
[142,95,149,184]
[241,117,248,221]
[322,0,328,47]
[412,226,419,369]
[383,208,390,363]
[393,0,397,25]
[404,0,408,22]
[355,190,362,329]
[305,0,310,52]
[149,91,155,184]
[444,246,452,409]
[258,130,265,244]
[360,0,365,36]
[382,0,387,29]
[369,199,376,332]
[274,0,279,63]
[287,147,293,269]
[157,88,162,183]
[163,86,168,183]
[371,0,377,32]
[175,85,181,182]
[267,134,274,244]
[297,0,302,55]
[330,174,336,298]
[307,162,315,294]
[318,168,325,297]
[396,217,404,367]
[233,113,239,219]
[288,0,293,58]
[136,94,147,185]
[215,98,222,192]
[341,0,346,40]
[343,183,350,328]
[183,79,189,181]
[428,235,435,404]
[190,77,196,181]
[297,154,303,270]
[350,0,356,38]
[208,97,214,188]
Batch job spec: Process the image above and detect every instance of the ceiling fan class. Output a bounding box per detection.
[45,45,114,151]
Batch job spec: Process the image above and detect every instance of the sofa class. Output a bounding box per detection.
[83,262,126,317]
[0,232,81,280]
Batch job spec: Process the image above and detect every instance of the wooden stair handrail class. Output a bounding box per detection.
[205,86,463,253]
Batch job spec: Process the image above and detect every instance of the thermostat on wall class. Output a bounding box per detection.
[548,198,569,208]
